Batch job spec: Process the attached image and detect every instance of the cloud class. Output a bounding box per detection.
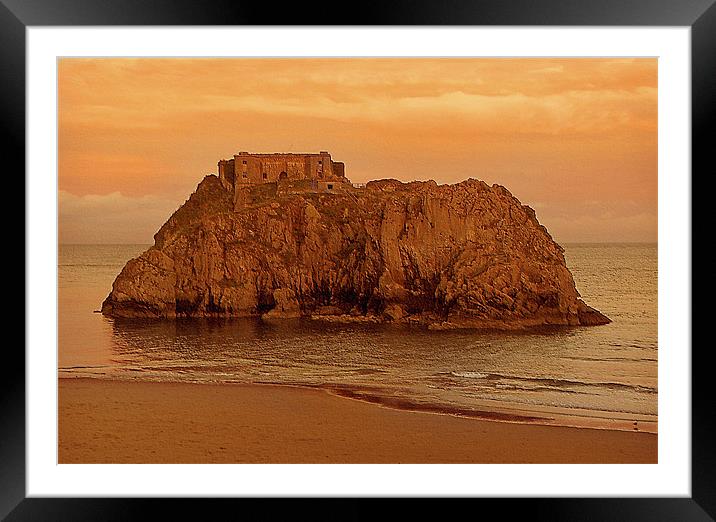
[58,58,658,243]
[537,207,657,243]
[58,191,179,244]
[59,58,657,138]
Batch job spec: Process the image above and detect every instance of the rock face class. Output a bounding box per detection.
[101,175,610,329]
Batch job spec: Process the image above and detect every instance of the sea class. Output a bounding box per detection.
[58,243,658,433]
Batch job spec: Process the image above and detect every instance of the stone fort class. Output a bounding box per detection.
[217,151,352,210]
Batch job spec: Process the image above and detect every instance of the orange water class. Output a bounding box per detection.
[58,243,657,432]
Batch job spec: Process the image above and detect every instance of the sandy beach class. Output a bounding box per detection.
[58,378,657,464]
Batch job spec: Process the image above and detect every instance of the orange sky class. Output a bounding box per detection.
[58,58,657,244]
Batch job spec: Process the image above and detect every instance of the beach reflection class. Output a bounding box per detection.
[98,316,657,431]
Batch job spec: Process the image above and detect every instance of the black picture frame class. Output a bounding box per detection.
[4,1,713,520]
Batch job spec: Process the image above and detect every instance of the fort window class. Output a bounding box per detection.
[327,184,333,190]
[318,160,322,164]
[242,172,247,179]
[279,171,288,180]
[242,160,247,165]
[262,172,268,180]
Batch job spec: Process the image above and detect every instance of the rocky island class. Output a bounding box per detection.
[101,151,610,329]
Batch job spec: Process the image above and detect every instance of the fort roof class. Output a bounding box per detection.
[232,151,332,157]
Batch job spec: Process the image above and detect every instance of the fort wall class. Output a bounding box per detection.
[218,151,350,210]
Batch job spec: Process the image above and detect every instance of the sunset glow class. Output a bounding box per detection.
[58,58,657,244]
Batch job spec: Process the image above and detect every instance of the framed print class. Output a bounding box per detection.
[6,0,714,519]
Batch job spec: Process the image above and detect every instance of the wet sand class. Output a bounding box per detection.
[58,378,657,464]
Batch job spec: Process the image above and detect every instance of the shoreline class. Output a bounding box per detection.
[59,377,657,464]
[58,374,658,434]
[322,385,658,434]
